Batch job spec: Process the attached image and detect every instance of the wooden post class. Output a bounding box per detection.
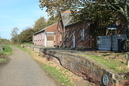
[126,52,129,67]
[128,60,129,67]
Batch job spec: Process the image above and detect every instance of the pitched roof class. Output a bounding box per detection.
[61,11,72,27]
[44,23,58,32]
[33,22,58,35]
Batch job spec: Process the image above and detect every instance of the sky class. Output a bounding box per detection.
[0,0,49,40]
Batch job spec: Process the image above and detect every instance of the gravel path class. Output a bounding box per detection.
[0,46,58,86]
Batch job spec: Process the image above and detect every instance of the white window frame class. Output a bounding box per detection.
[81,29,85,40]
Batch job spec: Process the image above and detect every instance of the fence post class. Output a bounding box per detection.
[126,52,129,67]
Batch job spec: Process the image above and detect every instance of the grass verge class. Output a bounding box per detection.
[22,43,33,45]
[41,64,74,86]
[0,45,12,64]
[1,45,13,55]
[13,45,27,51]
[0,58,8,64]
[15,45,74,86]
[80,54,128,73]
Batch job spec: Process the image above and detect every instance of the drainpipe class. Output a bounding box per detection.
[45,32,47,47]
[110,35,113,51]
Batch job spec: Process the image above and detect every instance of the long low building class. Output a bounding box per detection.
[33,22,63,47]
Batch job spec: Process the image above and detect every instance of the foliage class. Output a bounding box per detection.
[33,17,47,32]
[10,27,19,44]
[97,0,129,25]
[18,27,34,43]
[39,0,72,15]
[0,38,12,45]
[39,0,129,30]
[46,16,58,26]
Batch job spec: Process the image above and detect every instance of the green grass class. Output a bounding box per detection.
[80,54,128,73]
[1,45,13,55]
[14,45,27,51]
[0,58,8,64]
[14,45,31,55]
[0,45,12,64]
[42,64,74,86]
[22,43,33,45]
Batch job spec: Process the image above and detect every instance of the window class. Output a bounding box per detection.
[80,29,85,40]
[66,31,69,37]
[66,31,69,41]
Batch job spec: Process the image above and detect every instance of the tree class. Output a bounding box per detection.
[39,0,129,25]
[33,17,47,32]
[10,27,19,44]
[19,27,35,43]
[46,15,58,26]
[0,38,11,45]
[40,0,129,32]
[95,0,129,37]
[39,0,72,15]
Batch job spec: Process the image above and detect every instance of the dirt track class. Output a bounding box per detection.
[0,46,58,86]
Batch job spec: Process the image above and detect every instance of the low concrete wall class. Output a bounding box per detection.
[22,45,129,86]
[22,45,43,54]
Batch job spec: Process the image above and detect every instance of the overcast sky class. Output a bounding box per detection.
[0,0,48,40]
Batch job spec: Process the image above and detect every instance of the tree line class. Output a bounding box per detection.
[11,16,58,44]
